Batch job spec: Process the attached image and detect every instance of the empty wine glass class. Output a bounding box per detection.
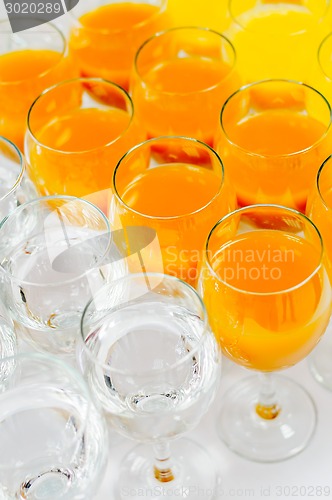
[0,351,107,499]
[80,273,221,499]
[0,195,124,357]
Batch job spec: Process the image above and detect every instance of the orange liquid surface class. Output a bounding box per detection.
[133,57,240,144]
[0,49,73,150]
[118,164,232,284]
[69,3,168,90]
[202,230,331,371]
[28,107,143,199]
[217,110,328,210]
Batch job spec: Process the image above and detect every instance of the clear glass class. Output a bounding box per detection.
[0,136,37,222]
[0,19,76,151]
[25,77,145,206]
[132,27,241,146]
[0,195,125,357]
[225,0,330,83]
[111,136,236,286]
[68,0,170,91]
[80,273,221,499]
[0,352,107,499]
[0,301,16,365]
[199,204,331,461]
[307,155,332,389]
[215,79,332,211]
[308,31,332,106]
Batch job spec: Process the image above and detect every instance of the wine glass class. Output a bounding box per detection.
[111,136,236,286]
[0,19,76,150]
[225,0,330,83]
[68,0,170,91]
[80,273,221,499]
[306,155,332,390]
[199,204,331,461]
[0,352,107,499]
[0,195,125,357]
[25,77,145,206]
[132,26,241,146]
[0,136,36,223]
[215,79,332,211]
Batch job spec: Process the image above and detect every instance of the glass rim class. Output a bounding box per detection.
[318,31,332,82]
[112,135,225,220]
[0,351,93,459]
[134,25,237,96]
[220,78,332,159]
[317,154,332,211]
[0,136,25,202]
[69,0,168,34]
[228,0,331,37]
[0,20,66,86]
[26,77,135,155]
[0,194,112,288]
[205,203,325,296]
[80,272,211,376]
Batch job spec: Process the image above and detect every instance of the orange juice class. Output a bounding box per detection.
[69,2,169,91]
[0,49,74,150]
[226,1,330,82]
[133,56,239,145]
[27,107,144,199]
[217,110,329,211]
[116,164,232,285]
[167,0,230,31]
[202,230,331,371]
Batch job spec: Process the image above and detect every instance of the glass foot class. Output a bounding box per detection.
[308,323,332,391]
[218,375,316,462]
[116,438,218,499]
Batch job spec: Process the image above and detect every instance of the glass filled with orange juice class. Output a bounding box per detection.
[166,0,230,32]
[25,78,145,209]
[307,31,332,106]
[111,137,236,286]
[131,27,241,147]
[0,19,76,151]
[306,155,332,391]
[68,0,170,91]
[225,0,330,83]
[200,204,331,461]
[215,79,332,212]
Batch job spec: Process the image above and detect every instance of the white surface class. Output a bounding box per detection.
[96,353,332,500]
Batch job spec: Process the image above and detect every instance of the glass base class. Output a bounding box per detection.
[116,439,218,499]
[308,324,332,391]
[218,375,316,462]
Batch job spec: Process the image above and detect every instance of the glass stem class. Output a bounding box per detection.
[153,441,175,483]
[256,372,281,420]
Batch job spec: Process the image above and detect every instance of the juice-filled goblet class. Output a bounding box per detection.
[69,0,170,91]
[200,204,331,461]
[111,136,235,286]
[132,27,241,147]
[215,79,332,211]
[0,19,76,150]
[25,78,145,205]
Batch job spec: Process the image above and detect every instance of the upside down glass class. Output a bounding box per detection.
[215,79,332,211]
[111,136,235,286]
[0,195,122,357]
[80,273,221,499]
[306,155,332,390]
[199,205,331,461]
[0,352,107,499]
